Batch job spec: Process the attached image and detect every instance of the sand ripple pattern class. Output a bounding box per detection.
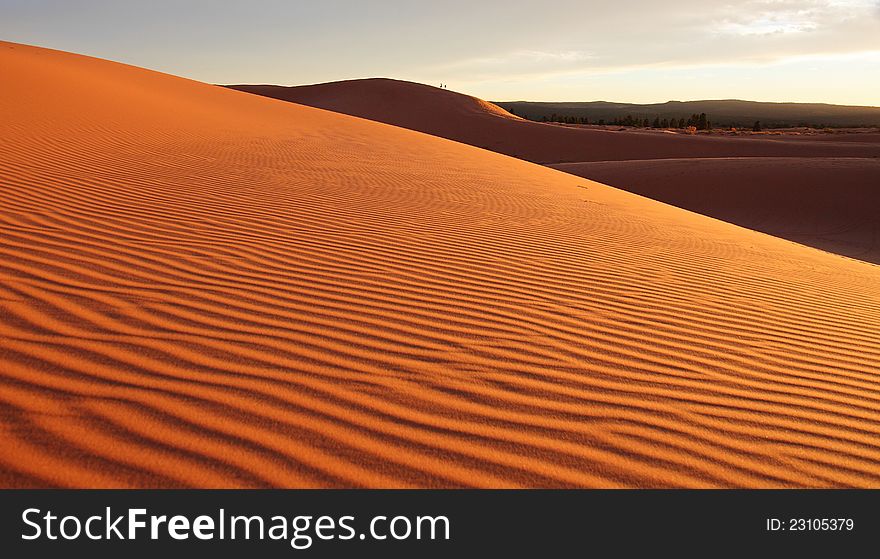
[1,42,880,488]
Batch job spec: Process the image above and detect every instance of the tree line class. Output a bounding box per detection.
[530,112,714,130]
[509,109,839,131]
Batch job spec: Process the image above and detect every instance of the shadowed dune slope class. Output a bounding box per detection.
[229,80,880,164]
[551,158,880,264]
[3,42,880,488]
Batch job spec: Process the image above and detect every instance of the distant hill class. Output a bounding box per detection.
[228,78,519,130]
[495,99,880,128]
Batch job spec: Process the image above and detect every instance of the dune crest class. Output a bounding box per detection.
[229,78,519,130]
[2,42,880,488]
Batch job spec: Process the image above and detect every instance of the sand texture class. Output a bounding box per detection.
[2,42,880,488]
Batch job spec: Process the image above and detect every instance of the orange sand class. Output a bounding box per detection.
[2,42,880,488]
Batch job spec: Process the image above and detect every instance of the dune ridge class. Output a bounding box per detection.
[2,42,880,488]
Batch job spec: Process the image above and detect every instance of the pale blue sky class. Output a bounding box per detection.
[1,0,878,105]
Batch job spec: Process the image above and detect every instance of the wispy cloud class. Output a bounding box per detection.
[416,0,880,87]
[712,0,874,36]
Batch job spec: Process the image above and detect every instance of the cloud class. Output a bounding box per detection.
[416,0,880,85]
[712,0,874,35]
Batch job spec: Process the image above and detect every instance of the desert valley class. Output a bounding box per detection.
[1,41,880,488]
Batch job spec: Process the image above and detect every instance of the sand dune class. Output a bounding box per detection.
[2,41,880,488]
[235,79,880,265]
[230,80,880,164]
[552,158,880,264]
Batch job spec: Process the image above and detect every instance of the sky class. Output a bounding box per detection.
[1,0,879,105]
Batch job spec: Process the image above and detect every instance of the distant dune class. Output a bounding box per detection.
[229,80,880,164]
[232,78,518,122]
[3,42,880,488]
[235,79,880,264]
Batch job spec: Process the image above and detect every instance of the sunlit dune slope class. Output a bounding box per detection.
[552,158,880,264]
[229,80,880,164]
[2,42,880,488]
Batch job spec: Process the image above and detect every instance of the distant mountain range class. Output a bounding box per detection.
[494,99,880,128]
